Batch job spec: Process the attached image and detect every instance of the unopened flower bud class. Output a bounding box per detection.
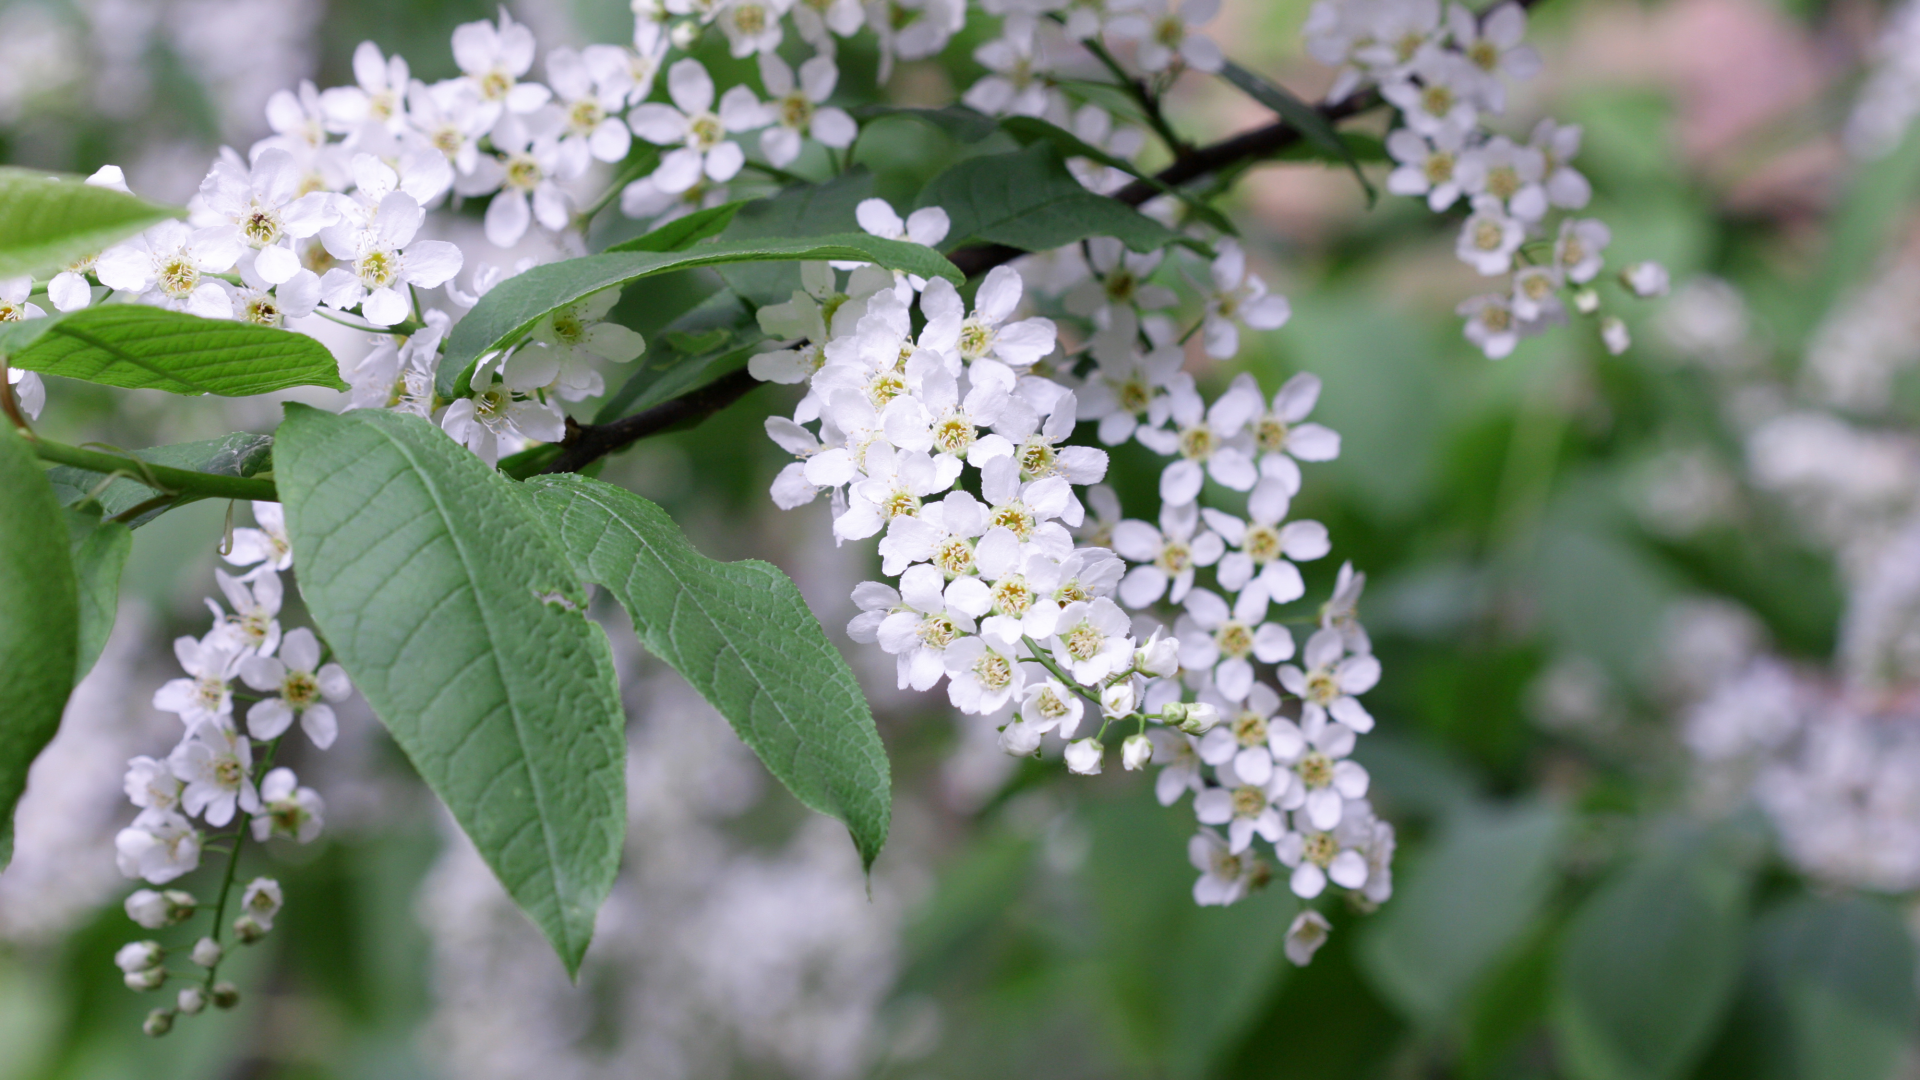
[124,967,166,992]
[1572,287,1600,314]
[998,719,1043,756]
[176,986,207,1015]
[1121,734,1154,771]
[124,890,171,930]
[1064,738,1104,775]
[115,940,162,974]
[1177,701,1220,735]
[1600,316,1629,355]
[1134,630,1179,678]
[233,916,266,944]
[1100,679,1137,719]
[143,1009,174,1037]
[669,18,699,49]
[1621,261,1670,298]
[162,891,197,920]
[211,982,241,1010]
[190,937,223,968]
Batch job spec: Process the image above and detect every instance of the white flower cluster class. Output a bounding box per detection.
[1306,0,1667,358]
[110,502,338,1033]
[1845,0,1920,160]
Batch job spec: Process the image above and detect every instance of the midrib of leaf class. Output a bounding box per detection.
[53,323,224,395]
[363,421,581,959]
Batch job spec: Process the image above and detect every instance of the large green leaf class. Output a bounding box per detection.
[713,172,876,306]
[65,505,131,683]
[1359,801,1565,1028]
[0,167,182,279]
[525,474,891,870]
[1554,832,1749,1080]
[273,405,627,975]
[914,141,1178,254]
[438,234,961,397]
[1751,896,1918,1080]
[850,104,1002,143]
[0,306,346,396]
[603,199,750,253]
[45,431,275,528]
[997,115,1238,236]
[0,426,80,871]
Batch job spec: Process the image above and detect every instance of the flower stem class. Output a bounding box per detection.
[199,735,281,990]
[29,438,277,502]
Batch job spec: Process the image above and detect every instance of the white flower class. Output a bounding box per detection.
[1189,828,1262,905]
[1048,597,1135,685]
[1066,103,1147,192]
[1447,1,1540,112]
[115,809,202,884]
[320,41,411,132]
[1457,135,1547,221]
[1530,118,1591,209]
[1320,561,1371,655]
[1134,381,1259,505]
[1149,728,1203,804]
[515,289,647,400]
[1018,675,1087,741]
[868,0,967,82]
[407,78,492,177]
[718,0,793,56]
[1065,238,1178,323]
[95,220,244,318]
[1195,756,1285,853]
[240,877,284,931]
[1113,499,1224,608]
[1623,261,1671,297]
[0,276,46,325]
[473,109,573,248]
[1102,677,1139,718]
[1135,627,1181,677]
[757,53,857,167]
[1511,264,1565,323]
[1276,816,1371,899]
[124,756,183,812]
[1064,737,1105,774]
[943,634,1027,713]
[794,0,866,48]
[239,627,352,748]
[152,633,245,728]
[316,192,463,325]
[1198,240,1291,359]
[547,46,636,176]
[875,563,976,690]
[1274,715,1370,830]
[209,567,282,656]
[1456,194,1525,276]
[1121,733,1155,770]
[1279,627,1381,734]
[1601,314,1631,355]
[1175,587,1295,703]
[1078,338,1183,447]
[1199,683,1293,787]
[1285,910,1331,965]
[124,889,191,930]
[451,9,552,124]
[836,443,963,541]
[1554,217,1610,284]
[168,722,261,827]
[115,941,162,974]
[628,59,764,194]
[1457,292,1522,359]
[441,377,567,467]
[1244,371,1341,493]
[224,274,321,328]
[224,501,292,571]
[1381,52,1478,138]
[252,767,325,843]
[1107,0,1224,73]
[1207,476,1329,602]
[853,198,952,296]
[1385,126,1468,211]
[878,488,989,576]
[963,13,1055,117]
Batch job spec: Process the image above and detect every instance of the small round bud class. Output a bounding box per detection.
[1620,261,1670,298]
[142,1009,174,1037]
[1064,737,1104,776]
[124,890,171,930]
[1121,734,1154,771]
[177,986,208,1016]
[210,982,241,1010]
[668,18,699,49]
[1572,287,1600,315]
[997,719,1043,757]
[233,916,267,944]
[1600,316,1630,356]
[114,940,163,974]
[124,968,166,992]
[190,937,223,968]
[1100,679,1137,719]
[1177,702,1220,736]
[161,890,198,922]
[1134,630,1180,678]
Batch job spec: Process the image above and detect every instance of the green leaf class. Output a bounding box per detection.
[997,115,1238,237]
[65,505,131,683]
[0,425,80,871]
[850,104,1002,143]
[603,199,750,253]
[1554,831,1749,1080]
[45,431,275,527]
[525,474,891,870]
[438,234,961,398]
[714,172,877,306]
[1217,62,1377,206]
[0,306,346,397]
[1751,896,1918,1080]
[0,167,182,279]
[273,405,627,975]
[1359,801,1565,1028]
[914,141,1179,254]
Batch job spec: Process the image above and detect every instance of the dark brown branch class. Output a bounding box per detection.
[545,87,1390,474]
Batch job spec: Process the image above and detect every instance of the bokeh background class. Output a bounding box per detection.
[3,0,1919,1076]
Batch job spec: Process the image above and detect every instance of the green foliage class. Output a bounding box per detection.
[997,114,1238,236]
[0,426,80,871]
[1217,62,1377,205]
[850,104,1003,143]
[0,167,181,279]
[1359,801,1565,1028]
[1749,896,1919,1080]
[44,432,275,527]
[273,405,627,976]
[1554,830,1750,1080]
[525,474,892,870]
[602,199,750,253]
[438,234,962,396]
[64,505,131,684]
[914,141,1179,254]
[0,306,347,397]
